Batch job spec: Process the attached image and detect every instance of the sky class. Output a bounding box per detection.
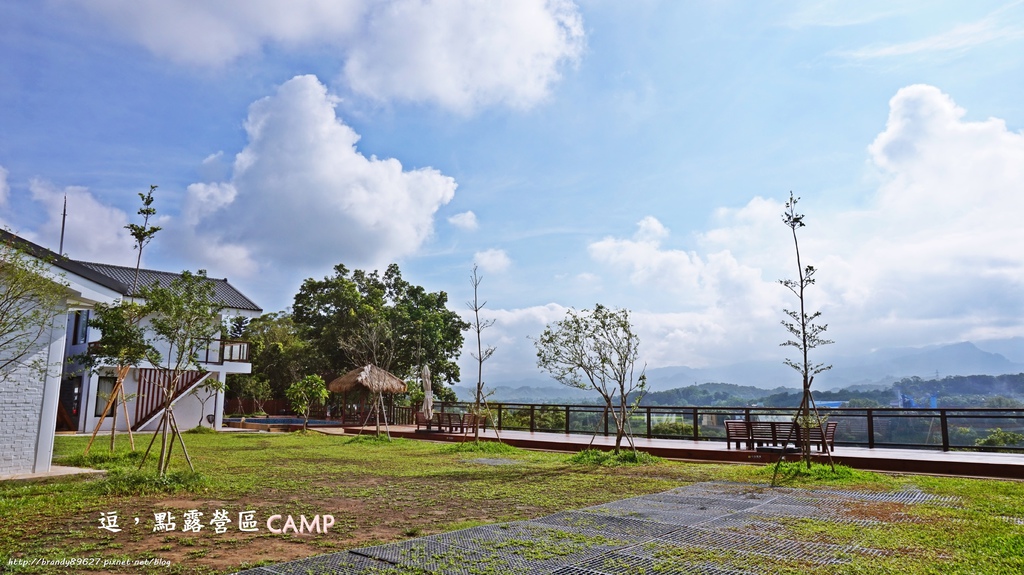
[2,0,1024,385]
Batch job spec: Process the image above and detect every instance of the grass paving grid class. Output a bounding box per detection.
[234,481,953,574]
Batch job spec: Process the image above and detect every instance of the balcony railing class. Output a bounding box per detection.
[87,338,251,365]
[199,339,251,364]
[432,402,1024,454]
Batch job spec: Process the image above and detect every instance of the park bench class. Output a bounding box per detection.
[727,420,838,452]
[801,421,838,452]
[414,411,435,431]
[725,420,751,449]
[751,421,797,448]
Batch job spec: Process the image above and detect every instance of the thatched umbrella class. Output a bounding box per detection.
[420,364,433,419]
[327,364,408,395]
[327,365,407,435]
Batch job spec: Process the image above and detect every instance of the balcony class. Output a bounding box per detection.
[88,338,251,365]
[199,339,251,364]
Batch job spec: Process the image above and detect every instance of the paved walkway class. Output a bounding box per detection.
[233,481,958,575]
[0,465,106,482]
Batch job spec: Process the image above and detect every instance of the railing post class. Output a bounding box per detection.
[604,407,610,436]
[564,405,570,435]
[940,409,950,452]
[530,405,536,433]
[497,404,503,430]
[646,407,652,438]
[692,407,699,440]
[866,409,875,449]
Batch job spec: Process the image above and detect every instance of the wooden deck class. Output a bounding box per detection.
[329,424,1024,480]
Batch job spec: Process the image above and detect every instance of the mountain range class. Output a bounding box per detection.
[456,338,1024,403]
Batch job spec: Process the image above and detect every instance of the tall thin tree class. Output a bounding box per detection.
[83,185,160,454]
[779,192,835,470]
[467,265,496,441]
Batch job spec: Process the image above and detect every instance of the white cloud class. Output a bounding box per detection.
[835,4,1024,61]
[68,0,368,66]
[448,211,478,231]
[586,85,1024,366]
[783,2,903,29]
[181,74,456,276]
[27,180,136,264]
[456,303,568,382]
[69,0,585,113]
[474,248,511,273]
[343,0,584,112]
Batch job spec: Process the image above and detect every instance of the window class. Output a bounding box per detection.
[72,311,88,345]
[95,376,117,417]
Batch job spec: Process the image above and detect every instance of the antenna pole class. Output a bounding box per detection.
[58,194,67,255]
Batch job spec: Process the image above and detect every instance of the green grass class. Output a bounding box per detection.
[0,433,1021,574]
[438,440,525,455]
[566,447,662,466]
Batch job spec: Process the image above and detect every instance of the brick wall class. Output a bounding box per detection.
[0,338,49,475]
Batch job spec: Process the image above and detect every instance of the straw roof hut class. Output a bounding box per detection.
[327,364,408,395]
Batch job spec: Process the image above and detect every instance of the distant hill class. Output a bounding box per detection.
[635,382,793,406]
[474,340,1024,403]
[453,383,592,404]
[639,341,1024,391]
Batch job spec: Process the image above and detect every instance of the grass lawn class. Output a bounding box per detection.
[1,432,1022,574]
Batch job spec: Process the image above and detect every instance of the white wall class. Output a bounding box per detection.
[0,313,67,475]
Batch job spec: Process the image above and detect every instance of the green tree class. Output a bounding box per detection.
[79,185,162,453]
[141,270,224,476]
[190,376,225,427]
[292,263,467,399]
[229,312,311,402]
[286,374,329,431]
[984,396,1024,409]
[237,376,272,415]
[0,232,69,380]
[535,304,647,453]
[125,185,160,292]
[78,299,152,453]
[779,192,834,467]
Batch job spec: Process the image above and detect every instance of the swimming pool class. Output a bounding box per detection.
[223,417,337,430]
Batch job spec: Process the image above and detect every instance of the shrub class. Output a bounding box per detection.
[650,421,694,437]
[975,428,1024,450]
[566,448,661,467]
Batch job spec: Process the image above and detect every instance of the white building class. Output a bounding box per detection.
[0,231,261,477]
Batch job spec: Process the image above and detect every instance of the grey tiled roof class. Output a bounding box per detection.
[76,261,262,313]
[0,229,130,295]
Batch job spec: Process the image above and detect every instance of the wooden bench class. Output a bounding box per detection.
[414,411,435,431]
[461,413,486,435]
[800,421,838,452]
[751,421,797,448]
[725,420,751,450]
[726,420,838,452]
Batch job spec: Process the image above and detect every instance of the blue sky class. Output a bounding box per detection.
[2,1,1024,384]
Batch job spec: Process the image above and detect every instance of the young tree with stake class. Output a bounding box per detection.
[81,185,160,454]
[467,265,496,441]
[535,304,647,454]
[779,192,834,469]
[140,270,223,476]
